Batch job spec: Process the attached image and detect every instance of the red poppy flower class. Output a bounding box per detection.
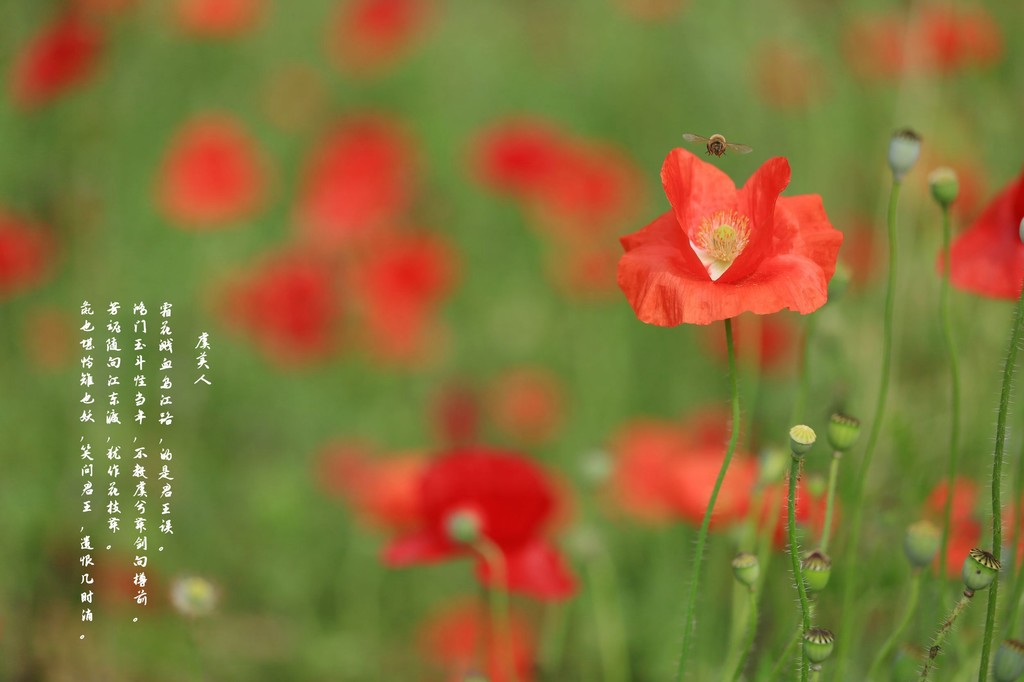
[174,0,264,37]
[487,367,565,445]
[327,0,430,76]
[608,412,755,526]
[946,165,1024,300]
[618,149,843,326]
[384,448,576,601]
[918,6,1002,73]
[294,115,414,248]
[156,114,268,228]
[8,12,103,109]
[350,230,456,363]
[419,599,535,682]
[316,441,426,529]
[701,312,795,372]
[220,251,343,364]
[469,119,569,200]
[0,211,53,298]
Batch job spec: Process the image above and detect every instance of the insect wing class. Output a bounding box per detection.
[726,143,753,155]
[682,133,710,144]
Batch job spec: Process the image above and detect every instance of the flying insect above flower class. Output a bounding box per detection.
[682,133,752,158]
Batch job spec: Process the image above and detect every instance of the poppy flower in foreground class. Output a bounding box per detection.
[384,448,575,600]
[946,165,1024,299]
[617,148,843,326]
[156,114,268,228]
[8,12,103,109]
[419,599,535,682]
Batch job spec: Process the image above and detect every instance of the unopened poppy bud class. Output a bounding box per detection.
[888,128,922,181]
[904,520,941,568]
[170,575,219,618]
[732,552,759,587]
[801,550,832,592]
[445,508,483,545]
[758,446,788,485]
[789,425,816,457]
[803,627,835,664]
[928,167,959,207]
[827,413,860,452]
[962,548,1000,593]
[827,263,851,302]
[994,640,1024,682]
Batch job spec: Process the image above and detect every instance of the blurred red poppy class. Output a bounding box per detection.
[419,599,535,682]
[327,0,430,75]
[488,367,565,445]
[294,115,414,248]
[317,440,426,529]
[8,12,103,109]
[175,0,264,37]
[842,16,905,80]
[156,114,268,228]
[470,119,569,200]
[220,251,343,364]
[758,478,831,550]
[0,211,53,298]
[431,382,481,448]
[350,230,456,363]
[925,478,983,577]
[946,165,1024,299]
[384,448,576,600]
[701,312,795,373]
[608,411,756,526]
[618,149,843,326]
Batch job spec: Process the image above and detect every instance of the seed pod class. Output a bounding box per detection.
[827,413,860,452]
[732,552,760,588]
[928,167,959,207]
[962,548,1000,592]
[904,520,941,569]
[445,508,483,544]
[801,550,832,592]
[803,627,835,664]
[888,128,922,181]
[789,425,816,458]
[994,639,1024,682]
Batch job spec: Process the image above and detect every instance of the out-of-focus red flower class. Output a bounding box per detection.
[758,478,831,550]
[175,0,264,37]
[23,306,73,370]
[8,12,103,109]
[618,149,843,326]
[547,241,620,298]
[608,412,756,526]
[220,251,343,364]
[156,114,268,228]
[470,119,569,200]
[327,0,430,76]
[384,448,576,600]
[431,382,481,448]
[613,0,686,21]
[488,368,565,445]
[701,312,795,372]
[92,554,163,610]
[946,165,1024,300]
[838,215,879,290]
[842,16,905,80]
[0,212,53,298]
[317,440,426,529]
[924,477,983,577]
[294,115,414,248]
[753,42,825,110]
[350,230,456,363]
[419,599,535,682]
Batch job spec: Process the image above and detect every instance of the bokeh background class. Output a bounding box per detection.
[2,0,1024,679]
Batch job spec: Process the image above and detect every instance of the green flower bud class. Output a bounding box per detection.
[732,552,760,588]
[827,413,861,452]
[962,548,1001,593]
[803,627,835,665]
[758,446,788,485]
[445,508,483,544]
[888,128,922,181]
[928,167,959,207]
[801,550,832,592]
[789,425,816,458]
[994,639,1024,682]
[904,520,941,569]
[827,263,851,302]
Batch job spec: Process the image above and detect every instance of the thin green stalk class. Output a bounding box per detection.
[921,592,973,680]
[790,313,819,427]
[474,538,518,682]
[938,202,962,581]
[1003,437,1024,636]
[978,280,1024,681]
[867,569,923,680]
[788,457,812,682]
[820,451,841,554]
[835,179,902,679]
[730,585,759,682]
[587,549,631,682]
[674,317,742,681]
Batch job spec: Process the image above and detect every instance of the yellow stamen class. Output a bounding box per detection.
[690,210,751,281]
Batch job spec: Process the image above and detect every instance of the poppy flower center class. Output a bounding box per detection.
[690,210,751,281]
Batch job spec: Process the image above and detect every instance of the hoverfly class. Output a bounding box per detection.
[682,133,753,158]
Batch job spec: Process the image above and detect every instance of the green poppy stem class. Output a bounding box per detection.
[978,280,1024,681]
[937,201,962,581]
[730,585,759,682]
[587,547,631,682]
[867,569,923,680]
[788,456,813,682]
[921,592,973,681]
[674,317,741,681]
[834,178,902,678]
[473,538,518,682]
[820,451,841,554]
[791,313,819,427]
[1003,437,1024,636]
